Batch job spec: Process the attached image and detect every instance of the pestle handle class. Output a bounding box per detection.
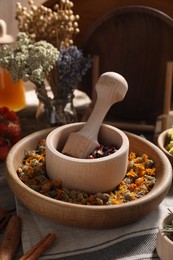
[79,72,128,140]
[62,72,128,158]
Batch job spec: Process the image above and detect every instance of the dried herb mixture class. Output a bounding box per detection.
[17,139,156,205]
[161,209,173,242]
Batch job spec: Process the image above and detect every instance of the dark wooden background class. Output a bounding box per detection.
[44,0,173,48]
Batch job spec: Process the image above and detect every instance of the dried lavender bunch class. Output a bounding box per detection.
[0,32,59,85]
[56,45,91,97]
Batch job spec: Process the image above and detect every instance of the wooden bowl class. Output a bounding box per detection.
[157,128,173,166]
[156,213,173,260]
[46,123,129,193]
[6,128,172,229]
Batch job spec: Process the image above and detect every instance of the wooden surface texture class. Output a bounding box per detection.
[43,0,173,47]
[81,6,173,125]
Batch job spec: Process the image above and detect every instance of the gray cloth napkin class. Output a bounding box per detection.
[16,184,173,260]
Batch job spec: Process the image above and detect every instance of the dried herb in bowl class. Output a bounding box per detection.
[165,129,173,155]
[17,139,156,206]
[161,209,173,242]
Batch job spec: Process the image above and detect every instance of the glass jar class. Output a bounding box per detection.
[0,68,26,111]
[0,19,26,111]
[36,92,77,129]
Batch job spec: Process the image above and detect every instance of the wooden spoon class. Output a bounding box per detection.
[62,72,128,158]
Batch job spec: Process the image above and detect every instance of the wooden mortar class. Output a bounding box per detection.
[46,123,129,193]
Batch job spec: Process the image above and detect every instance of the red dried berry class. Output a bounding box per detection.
[4,110,18,122]
[0,136,5,146]
[8,123,20,136]
[0,123,9,135]
[0,107,9,115]
[0,107,21,159]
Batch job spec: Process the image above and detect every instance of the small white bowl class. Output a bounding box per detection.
[156,213,173,260]
[46,123,129,193]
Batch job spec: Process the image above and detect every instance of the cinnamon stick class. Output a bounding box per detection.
[0,215,22,260]
[20,233,57,260]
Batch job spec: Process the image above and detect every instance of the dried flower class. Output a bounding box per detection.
[0,1,90,127]
[17,140,156,206]
[161,209,173,241]
[55,46,92,97]
[0,32,59,85]
[16,0,80,48]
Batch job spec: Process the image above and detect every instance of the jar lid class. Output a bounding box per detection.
[0,19,14,44]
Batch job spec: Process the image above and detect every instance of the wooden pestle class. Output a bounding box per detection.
[62,72,128,158]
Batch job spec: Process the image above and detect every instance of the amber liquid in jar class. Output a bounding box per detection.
[0,68,26,111]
